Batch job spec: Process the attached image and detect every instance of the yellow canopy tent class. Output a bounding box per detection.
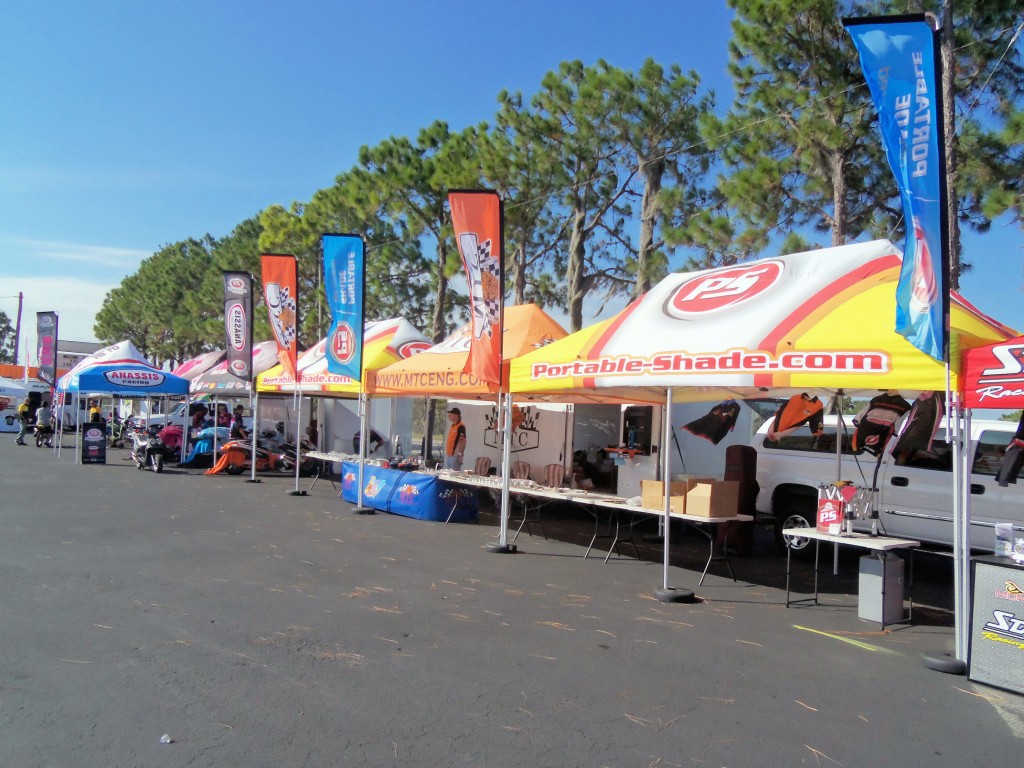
[256,318,430,396]
[507,239,1016,602]
[368,303,661,404]
[509,240,1015,401]
[368,304,568,399]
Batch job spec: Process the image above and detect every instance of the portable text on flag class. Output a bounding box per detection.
[845,14,949,362]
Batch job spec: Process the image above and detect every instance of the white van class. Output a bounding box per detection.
[751,416,1023,554]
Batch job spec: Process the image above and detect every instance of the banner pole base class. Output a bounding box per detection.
[921,650,967,675]
[287,490,308,497]
[246,479,262,484]
[486,543,517,554]
[352,506,375,515]
[653,586,696,603]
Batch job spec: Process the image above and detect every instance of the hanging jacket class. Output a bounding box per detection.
[682,400,742,445]
[766,394,824,441]
[852,391,911,456]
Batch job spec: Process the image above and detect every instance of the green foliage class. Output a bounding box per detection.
[92,5,1024,360]
[0,310,14,364]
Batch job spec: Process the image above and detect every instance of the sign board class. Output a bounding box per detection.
[970,558,1024,695]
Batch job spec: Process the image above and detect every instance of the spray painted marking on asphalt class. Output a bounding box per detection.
[794,625,895,653]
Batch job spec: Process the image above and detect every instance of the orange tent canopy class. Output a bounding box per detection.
[368,304,567,399]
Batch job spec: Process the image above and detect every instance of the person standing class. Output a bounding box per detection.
[14,397,32,445]
[230,404,248,440]
[215,403,231,429]
[444,407,466,470]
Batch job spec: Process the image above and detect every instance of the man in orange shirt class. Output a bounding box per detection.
[444,407,466,470]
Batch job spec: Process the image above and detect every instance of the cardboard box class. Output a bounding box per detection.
[641,480,687,512]
[640,478,715,513]
[684,480,741,518]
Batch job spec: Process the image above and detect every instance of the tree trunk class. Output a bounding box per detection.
[636,163,663,298]
[431,240,448,343]
[831,151,847,246]
[567,205,587,332]
[513,228,527,305]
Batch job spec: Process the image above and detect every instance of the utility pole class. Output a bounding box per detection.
[13,291,23,365]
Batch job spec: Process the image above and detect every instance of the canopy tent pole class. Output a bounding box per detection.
[923,368,969,675]
[287,390,306,496]
[56,388,64,460]
[487,391,515,554]
[247,389,260,483]
[960,399,973,661]
[654,388,695,602]
[212,396,220,468]
[180,393,191,464]
[74,390,80,464]
[352,391,373,514]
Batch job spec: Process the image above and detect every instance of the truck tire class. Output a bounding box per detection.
[773,489,817,557]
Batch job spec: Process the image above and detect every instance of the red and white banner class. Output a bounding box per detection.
[449,190,503,385]
[260,254,299,382]
[963,336,1024,409]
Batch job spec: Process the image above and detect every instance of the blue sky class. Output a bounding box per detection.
[0,1,1020,356]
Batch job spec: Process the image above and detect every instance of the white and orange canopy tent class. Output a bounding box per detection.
[510,240,1015,402]
[367,303,569,400]
[256,318,430,397]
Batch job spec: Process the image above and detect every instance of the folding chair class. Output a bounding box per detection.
[507,462,548,540]
[473,456,492,476]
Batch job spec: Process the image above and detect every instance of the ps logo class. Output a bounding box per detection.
[666,260,783,318]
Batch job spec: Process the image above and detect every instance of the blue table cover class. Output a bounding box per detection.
[341,462,478,522]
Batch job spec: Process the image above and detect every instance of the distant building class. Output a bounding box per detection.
[56,340,103,371]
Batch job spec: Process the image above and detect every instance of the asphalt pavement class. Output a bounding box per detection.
[2,435,1023,767]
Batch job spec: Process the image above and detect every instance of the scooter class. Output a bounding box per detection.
[34,421,54,448]
[131,423,169,473]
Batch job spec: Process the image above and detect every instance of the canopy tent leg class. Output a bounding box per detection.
[247,390,261,483]
[352,391,374,514]
[180,394,191,464]
[923,371,968,675]
[288,391,307,496]
[487,391,516,554]
[74,391,81,464]
[653,387,695,603]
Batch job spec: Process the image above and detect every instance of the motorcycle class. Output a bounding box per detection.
[34,421,54,448]
[131,423,169,473]
[208,435,291,475]
[278,438,319,477]
[157,423,183,453]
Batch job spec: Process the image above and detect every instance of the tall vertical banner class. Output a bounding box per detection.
[449,190,503,384]
[845,15,949,362]
[36,311,58,385]
[322,234,366,382]
[223,271,254,380]
[260,254,300,382]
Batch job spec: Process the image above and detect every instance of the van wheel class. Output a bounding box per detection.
[773,496,816,557]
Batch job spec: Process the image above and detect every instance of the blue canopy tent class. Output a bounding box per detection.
[54,340,191,462]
